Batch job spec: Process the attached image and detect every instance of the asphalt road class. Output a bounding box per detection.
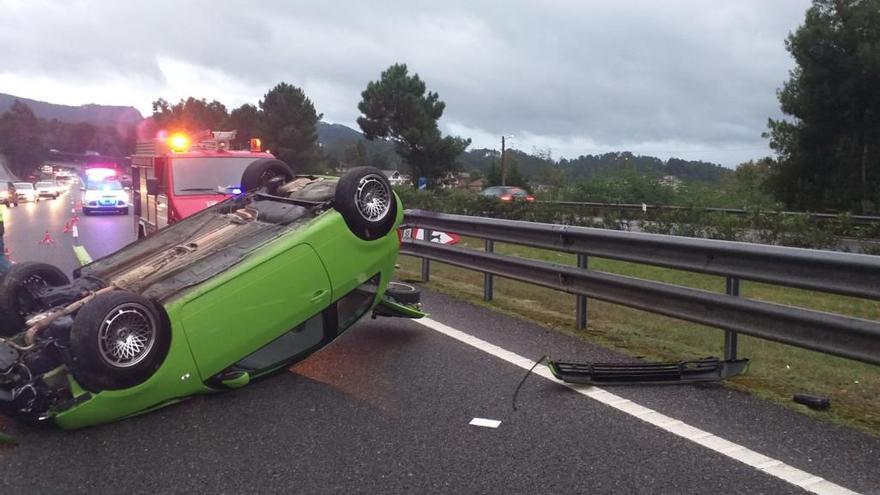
[3,185,135,278]
[1,191,879,494]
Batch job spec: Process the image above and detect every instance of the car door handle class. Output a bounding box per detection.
[310,289,328,302]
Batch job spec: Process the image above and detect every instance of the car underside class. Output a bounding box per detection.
[0,166,422,428]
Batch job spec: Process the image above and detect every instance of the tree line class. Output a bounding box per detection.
[148,64,471,177]
[765,0,880,214]
[0,100,135,178]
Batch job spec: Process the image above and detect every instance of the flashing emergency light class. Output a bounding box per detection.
[249,138,262,152]
[85,167,116,180]
[232,188,242,195]
[169,133,191,152]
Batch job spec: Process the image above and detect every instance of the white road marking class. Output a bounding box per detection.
[415,317,860,495]
[469,418,502,428]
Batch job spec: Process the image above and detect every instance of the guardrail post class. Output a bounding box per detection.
[484,240,494,301]
[724,276,740,360]
[576,254,589,329]
[420,229,432,282]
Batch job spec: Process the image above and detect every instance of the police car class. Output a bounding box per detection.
[82,177,130,215]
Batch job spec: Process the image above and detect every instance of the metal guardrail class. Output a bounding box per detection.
[540,200,880,224]
[400,210,880,366]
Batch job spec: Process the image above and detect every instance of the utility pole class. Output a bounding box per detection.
[501,135,506,186]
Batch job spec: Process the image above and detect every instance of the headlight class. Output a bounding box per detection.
[84,191,100,201]
[118,192,130,202]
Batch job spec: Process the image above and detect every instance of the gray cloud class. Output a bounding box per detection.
[0,0,812,165]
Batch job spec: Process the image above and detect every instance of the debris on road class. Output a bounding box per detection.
[793,393,831,410]
[469,418,501,428]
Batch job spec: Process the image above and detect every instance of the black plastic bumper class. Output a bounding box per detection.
[548,357,748,385]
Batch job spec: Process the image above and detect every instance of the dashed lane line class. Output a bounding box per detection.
[415,317,860,495]
[72,245,92,266]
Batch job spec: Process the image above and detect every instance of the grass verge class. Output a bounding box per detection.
[397,238,880,436]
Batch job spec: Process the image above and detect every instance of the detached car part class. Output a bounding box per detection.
[548,357,749,385]
[0,165,424,429]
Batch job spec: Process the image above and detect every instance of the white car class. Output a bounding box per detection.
[35,181,60,199]
[13,182,38,203]
[82,179,129,215]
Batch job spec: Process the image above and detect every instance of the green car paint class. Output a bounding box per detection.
[49,195,404,429]
[375,297,428,319]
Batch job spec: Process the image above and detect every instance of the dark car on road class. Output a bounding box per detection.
[480,186,535,202]
[0,182,17,207]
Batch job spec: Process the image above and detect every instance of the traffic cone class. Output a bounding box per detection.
[62,219,72,233]
[39,230,55,246]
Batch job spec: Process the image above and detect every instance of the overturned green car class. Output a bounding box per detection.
[0,163,423,429]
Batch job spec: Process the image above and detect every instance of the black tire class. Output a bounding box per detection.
[70,291,170,391]
[240,159,295,194]
[120,207,129,215]
[0,262,71,336]
[334,167,398,241]
[385,282,420,304]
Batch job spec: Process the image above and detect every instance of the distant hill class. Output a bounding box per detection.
[460,148,732,184]
[316,122,365,146]
[0,93,143,127]
[0,93,729,183]
[316,121,403,169]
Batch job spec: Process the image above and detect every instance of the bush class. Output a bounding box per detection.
[395,187,879,252]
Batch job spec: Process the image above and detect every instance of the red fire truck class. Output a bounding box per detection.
[132,130,274,238]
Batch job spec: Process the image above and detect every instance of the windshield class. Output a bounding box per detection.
[171,157,260,196]
[14,183,33,190]
[86,179,123,191]
[36,182,53,188]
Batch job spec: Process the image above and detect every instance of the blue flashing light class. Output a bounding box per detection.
[232,188,242,195]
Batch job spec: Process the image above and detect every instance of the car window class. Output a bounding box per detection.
[234,314,325,372]
[172,157,260,196]
[337,275,380,330]
[36,182,53,188]
[14,183,33,190]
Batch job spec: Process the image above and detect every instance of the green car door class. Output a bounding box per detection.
[180,243,332,380]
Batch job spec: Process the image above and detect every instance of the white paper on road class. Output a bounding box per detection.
[469,418,501,428]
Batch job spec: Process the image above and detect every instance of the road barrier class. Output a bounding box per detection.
[401,210,880,365]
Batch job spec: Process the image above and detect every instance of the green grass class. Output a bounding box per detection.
[397,237,880,435]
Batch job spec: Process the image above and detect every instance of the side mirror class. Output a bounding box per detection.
[146,178,160,195]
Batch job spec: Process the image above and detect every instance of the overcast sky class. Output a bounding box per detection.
[0,0,812,166]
